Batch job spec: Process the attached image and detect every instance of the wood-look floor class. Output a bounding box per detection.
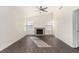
[0,35,79,53]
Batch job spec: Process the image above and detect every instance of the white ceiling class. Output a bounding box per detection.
[16,6,59,17]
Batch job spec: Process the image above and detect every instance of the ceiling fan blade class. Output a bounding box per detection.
[40,9,48,12]
[43,7,48,9]
[43,10,48,12]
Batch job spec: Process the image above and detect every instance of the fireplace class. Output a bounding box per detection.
[35,28,45,35]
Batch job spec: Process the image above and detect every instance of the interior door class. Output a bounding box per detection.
[76,10,79,47]
[73,10,79,47]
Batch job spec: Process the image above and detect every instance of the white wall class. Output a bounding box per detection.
[0,7,26,51]
[53,6,79,48]
[26,13,53,35]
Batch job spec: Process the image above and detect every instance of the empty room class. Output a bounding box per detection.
[0,6,79,53]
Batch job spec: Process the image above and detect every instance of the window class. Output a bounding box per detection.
[27,21,33,30]
[46,21,53,30]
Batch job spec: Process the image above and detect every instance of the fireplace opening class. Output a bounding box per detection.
[37,29,43,34]
[35,28,45,35]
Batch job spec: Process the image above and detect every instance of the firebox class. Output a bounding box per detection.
[35,28,45,35]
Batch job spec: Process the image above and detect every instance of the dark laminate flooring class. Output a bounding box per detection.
[1,35,79,53]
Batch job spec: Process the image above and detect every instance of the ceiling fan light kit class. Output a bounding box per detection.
[38,6,48,13]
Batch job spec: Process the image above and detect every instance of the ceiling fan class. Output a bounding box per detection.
[38,6,48,13]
